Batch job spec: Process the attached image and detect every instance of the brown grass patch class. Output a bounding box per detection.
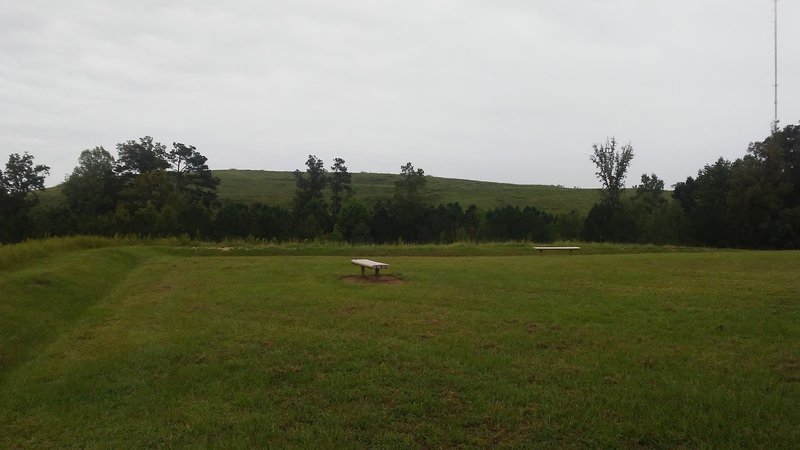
[773,358,800,383]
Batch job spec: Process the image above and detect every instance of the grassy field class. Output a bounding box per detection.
[1,242,799,447]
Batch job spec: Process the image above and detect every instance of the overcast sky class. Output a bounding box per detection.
[1,1,798,188]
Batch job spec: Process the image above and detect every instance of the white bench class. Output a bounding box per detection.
[534,246,581,255]
[351,259,390,277]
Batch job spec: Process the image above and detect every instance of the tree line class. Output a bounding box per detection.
[1,124,798,248]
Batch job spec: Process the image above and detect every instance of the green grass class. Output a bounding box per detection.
[34,183,64,208]
[214,170,601,214]
[40,169,603,214]
[1,243,798,447]
[171,240,716,258]
[0,235,189,272]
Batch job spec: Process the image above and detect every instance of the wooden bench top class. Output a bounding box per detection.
[351,259,390,269]
[533,246,581,250]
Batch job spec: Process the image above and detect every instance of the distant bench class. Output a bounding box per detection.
[351,259,390,277]
[534,246,581,255]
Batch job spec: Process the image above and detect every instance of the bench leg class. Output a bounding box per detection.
[360,266,365,277]
[374,268,380,278]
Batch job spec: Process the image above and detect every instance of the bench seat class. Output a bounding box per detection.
[351,259,390,276]
[533,246,581,255]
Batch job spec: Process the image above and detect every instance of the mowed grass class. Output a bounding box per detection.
[1,246,799,447]
[40,169,601,214]
[214,170,601,214]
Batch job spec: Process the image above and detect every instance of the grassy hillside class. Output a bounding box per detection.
[215,170,601,215]
[39,170,601,215]
[2,242,798,447]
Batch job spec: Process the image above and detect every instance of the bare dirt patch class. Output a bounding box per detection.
[341,275,406,285]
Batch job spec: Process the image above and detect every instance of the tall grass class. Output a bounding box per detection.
[0,235,187,271]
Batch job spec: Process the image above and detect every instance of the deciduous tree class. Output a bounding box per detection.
[1,153,49,196]
[293,155,330,238]
[167,142,219,208]
[329,157,351,219]
[673,158,734,246]
[62,147,120,221]
[115,136,169,176]
[0,152,50,242]
[394,162,426,204]
[590,138,634,206]
[391,162,429,242]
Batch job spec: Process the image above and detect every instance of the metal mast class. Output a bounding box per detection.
[772,0,779,133]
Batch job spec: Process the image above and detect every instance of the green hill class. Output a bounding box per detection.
[38,170,601,215]
[214,170,601,215]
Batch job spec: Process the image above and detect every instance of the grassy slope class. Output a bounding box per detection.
[203,170,601,215]
[1,244,798,447]
[39,170,601,214]
[0,246,153,378]
[34,184,64,208]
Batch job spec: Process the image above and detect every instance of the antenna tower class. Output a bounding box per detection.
[772,0,779,133]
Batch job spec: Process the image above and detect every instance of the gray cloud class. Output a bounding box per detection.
[1,0,798,188]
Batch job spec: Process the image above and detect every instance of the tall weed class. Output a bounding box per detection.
[0,236,151,271]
